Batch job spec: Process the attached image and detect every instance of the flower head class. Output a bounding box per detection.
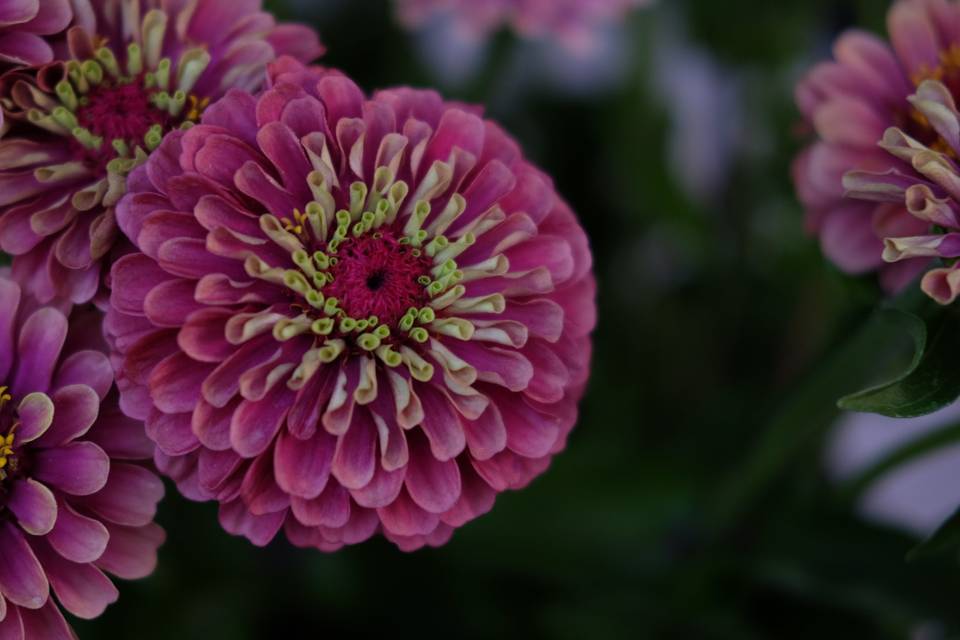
[803,0,960,303]
[396,0,646,53]
[0,0,323,305]
[106,58,596,551]
[0,0,72,68]
[790,0,960,292]
[0,276,164,638]
[847,79,960,303]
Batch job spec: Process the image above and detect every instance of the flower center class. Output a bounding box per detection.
[247,170,486,374]
[0,387,20,483]
[77,81,168,143]
[26,13,211,176]
[912,44,960,93]
[323,232,433,327]
[905,44,960,157]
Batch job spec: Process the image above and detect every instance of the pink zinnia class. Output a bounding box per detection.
[0,276,164,639]
[396,0,646,53]
[0,0,71,68]
[106,58,595,551]
[845,79,960,303]
[791,0,960,292]
[0,0,323,306]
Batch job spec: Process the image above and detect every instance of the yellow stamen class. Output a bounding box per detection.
[0,420,19,479]
[185,94,210,122]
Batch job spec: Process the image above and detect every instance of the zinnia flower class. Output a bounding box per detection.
[396,0,646,53]
[0,0,71,68]
[0,276,164,638]
[791,0,960,292]
[843,78,960,303]
[106,58,595,551]
[0,0,323,305]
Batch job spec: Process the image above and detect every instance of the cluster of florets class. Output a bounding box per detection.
[0,1,596,635]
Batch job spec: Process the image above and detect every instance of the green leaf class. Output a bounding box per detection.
[837,309,960,418]
[707,307,926,530]
[908,506,960,562]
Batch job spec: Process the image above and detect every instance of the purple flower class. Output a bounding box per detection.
[0,0,71,68]
[0,0,324,306]
[790,0,960,293]
[0,276,164,638]
[106,58,596,551]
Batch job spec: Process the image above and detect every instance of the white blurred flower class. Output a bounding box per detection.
[827,404,960,536]
[650,13,745,204]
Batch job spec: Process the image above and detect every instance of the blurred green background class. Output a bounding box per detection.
[76,1,960,638]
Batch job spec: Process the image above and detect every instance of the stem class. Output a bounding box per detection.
[706,311,916,532]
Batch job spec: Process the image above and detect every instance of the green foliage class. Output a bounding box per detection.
[837,309,960,417]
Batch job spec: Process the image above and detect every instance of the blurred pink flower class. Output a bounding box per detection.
[843,78,960,303]
[791,0,960,292]
[397,0,649,56]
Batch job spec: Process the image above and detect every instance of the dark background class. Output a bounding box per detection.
[77,1,960,638]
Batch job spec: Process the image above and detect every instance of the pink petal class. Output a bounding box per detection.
[47,496,108,564]
[230,384,294,458]
[290,482,351,528]
[351,463,405,509]
[78,463,163,526]
[239,453,289,515]
[12,307,66,396]
[0,522,48,609]
[15,393,53,444]
[218,499,284,547]
[405,431,461,514]
[95,522,165,580]
[33,442,109,496]
[0,605,23,640]
[7,479,55,536]
[33,539,117,620]
[39,385,100,446]
[416,384,466,461]
[18,600,73,640]
[377,489,440,537]
[330,410,377,490]
[52,351,112,400]
[148,352,215,414]
[0,279,21,381]
[273,429,334,499]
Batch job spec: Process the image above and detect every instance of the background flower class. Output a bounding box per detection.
[790,0,960,292]
[0,0,323,306]
[0,276,164,639]
[107,58,595,551]
[842,79,960,303]
[393,0,650,91]
[396,0,648,52]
